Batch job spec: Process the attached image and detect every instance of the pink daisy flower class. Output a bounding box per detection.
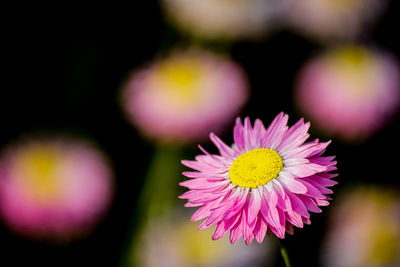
[180,112,337,244]
[0,137,114,241]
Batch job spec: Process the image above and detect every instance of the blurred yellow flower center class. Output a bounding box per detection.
[229,148,283,188]
[13,146,62,202]
[177,222,227,265]
[367,224,400,264]
[328,46,378,97]
[221,0,244,3]
[156,58,202,102]
[332,46,372,67]
[327,0,360,8]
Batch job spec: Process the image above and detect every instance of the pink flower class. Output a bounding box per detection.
[161,0,282,41]
[295,46,400,141]
[0,137,114,241]
[180,113,337,244]
[284,0,386,41]
[135,211,273,267]
[322,187,400,267]
[121,50,249,143]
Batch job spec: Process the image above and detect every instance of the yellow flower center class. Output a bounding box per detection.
[229,148,283,189]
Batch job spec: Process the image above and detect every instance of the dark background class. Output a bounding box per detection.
[1,1,400,266]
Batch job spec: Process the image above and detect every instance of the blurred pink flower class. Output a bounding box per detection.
[0,137,114,241]
[161,0,283,40]
[284,0,386,41]
[295,46,400,141]
[134,211,273,267]
[121,50,249,143]
[322,186,400,267]
[180,113,337,244]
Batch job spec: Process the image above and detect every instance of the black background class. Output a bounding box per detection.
[1,1,400,266]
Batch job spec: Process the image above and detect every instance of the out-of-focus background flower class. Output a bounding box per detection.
[321,186,400,267]
[1,1,399,267]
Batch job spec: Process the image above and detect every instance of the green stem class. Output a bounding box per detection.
[138,145,183,219]
[279,240,291,267]
[118,144,183,267]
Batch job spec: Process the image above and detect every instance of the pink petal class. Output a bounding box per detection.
[284,165,320,178]
[222,188,249,220]
[182,171,225,179]
[315,199,330,206]
[205,197,236,226]
[280,139,317,158]
[278,119,310,152]
[253,215,268,243]
[233,117,246,152]
[179,178,228,190]
[191,196,224,221]
[245,233,255,245]
[184,201,203,207]
[229,213,244,243]
[283,158,309,167]
[252,119,267,148]
[212,211,241,240]
[286,211,303,228]
[301,180,326,199]
[272,180,293,213]
[210,132,236,158]
[188,192,227,205]
[287,192,310,218]
[194,154,232,169]
[242,199,257,241]
[261,112,287,148]
[306,141,331,158]
[243,117,254,149]
[278,173,308,194]
[308,155,336,166]
[307,175,338,187]
[260,191,285,237]
[297,195,321,213]
[286,222,294,235]
[267,208,286,238]
[303,217,311,225]
[197,219,211,230]
[303,178,334,194]
[247,188,262,224]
